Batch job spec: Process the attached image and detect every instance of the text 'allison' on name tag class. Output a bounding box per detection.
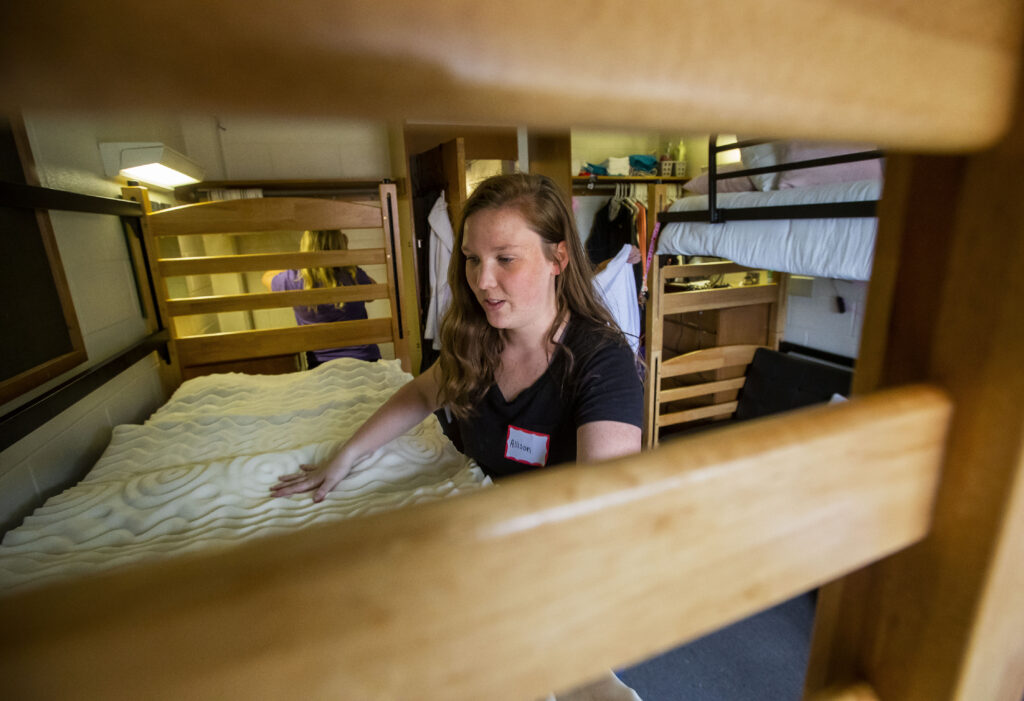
[504,425,550,467]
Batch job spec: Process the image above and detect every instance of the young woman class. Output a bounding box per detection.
[271,173,642,500]
[262,229,381,366]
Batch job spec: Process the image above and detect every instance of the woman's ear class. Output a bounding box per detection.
[554,241,569,274]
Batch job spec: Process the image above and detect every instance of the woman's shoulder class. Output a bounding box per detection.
[565,315,628,351]
[562,316,638,380]
[561,316,643,413]
[271,269,302,291]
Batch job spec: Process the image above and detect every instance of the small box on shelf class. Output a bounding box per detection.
[660,160,686,177]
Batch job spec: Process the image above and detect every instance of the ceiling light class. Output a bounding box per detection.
[99,142,204,189]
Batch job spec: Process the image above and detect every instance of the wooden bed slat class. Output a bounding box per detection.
[663,261,755,278]
[658,377,746,403]
[663,283,779,314]
[658,401,739,427]
[659,344,763,378]
[808,683,881,701]
[166,283,390,316]
[0,385,951,701]
[175,318,394,366]
[158,249,387,277]
[147,196,384,236]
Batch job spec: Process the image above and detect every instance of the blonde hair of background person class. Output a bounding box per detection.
[297,229,359,307]
[261,229,360,307]
[262,228,381,365]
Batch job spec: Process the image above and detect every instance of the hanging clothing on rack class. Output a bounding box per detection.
[586,196,634,266]
[424,192,454,350]
[593,243,642,355]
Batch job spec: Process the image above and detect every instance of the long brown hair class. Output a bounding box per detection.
[437,173,626,418]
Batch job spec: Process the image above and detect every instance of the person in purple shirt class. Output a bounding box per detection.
[262,229,381,367]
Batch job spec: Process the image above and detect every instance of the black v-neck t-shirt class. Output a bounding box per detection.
[456,317,643,479]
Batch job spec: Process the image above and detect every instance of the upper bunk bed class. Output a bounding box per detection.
[655,138,883,281]
[644,137,884,446]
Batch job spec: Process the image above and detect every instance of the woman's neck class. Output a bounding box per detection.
[500,309,567,356]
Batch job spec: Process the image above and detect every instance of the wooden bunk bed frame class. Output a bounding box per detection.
[2,3,1023,700]
[643,137,881,447]
[130,182,410,379]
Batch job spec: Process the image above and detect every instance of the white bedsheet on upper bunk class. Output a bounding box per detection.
[657,180,881,280]
[0,359,488,593]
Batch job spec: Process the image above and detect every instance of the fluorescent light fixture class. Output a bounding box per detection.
[100,142,204,189]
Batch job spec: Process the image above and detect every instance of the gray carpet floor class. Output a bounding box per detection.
[616,592,817,701]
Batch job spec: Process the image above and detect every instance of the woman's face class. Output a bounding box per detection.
[462,207,566,336]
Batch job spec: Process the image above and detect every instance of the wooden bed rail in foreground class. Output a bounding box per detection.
[1,385,951,700]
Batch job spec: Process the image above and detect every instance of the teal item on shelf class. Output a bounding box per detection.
[629,154,659,174]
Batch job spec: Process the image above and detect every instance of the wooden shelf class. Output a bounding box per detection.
[572,175,690,192]
[572,175,690,184]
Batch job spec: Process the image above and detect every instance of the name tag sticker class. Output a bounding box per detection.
[504,425,550,467]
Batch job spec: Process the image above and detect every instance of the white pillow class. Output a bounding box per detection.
[738,141,783,191]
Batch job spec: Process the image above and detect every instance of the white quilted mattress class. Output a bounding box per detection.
[657,180,880,281]
[0,359,488,594]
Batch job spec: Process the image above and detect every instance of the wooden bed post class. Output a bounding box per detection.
[803,103,1024,699]
[128,185,185,388]
[767,271,789,350]
[119,185,160,336]
[643,252,664,449]
[642,183,669,450]
[379,182,411,372]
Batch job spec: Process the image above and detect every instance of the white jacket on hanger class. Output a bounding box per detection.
[593,244,641,354]
[424,192,454,350]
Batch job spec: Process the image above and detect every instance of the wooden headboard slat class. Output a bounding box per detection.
[662,283,779,314]
[147,197,384,236]
[175,318,395,366]
[663,262,755,278]
[166,283,391,317]
[157,249,387,277]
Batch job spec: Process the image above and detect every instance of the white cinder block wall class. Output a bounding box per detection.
[783,278,868,359]
[0,112,183,533]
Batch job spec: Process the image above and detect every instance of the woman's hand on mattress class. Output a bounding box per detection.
[270,364,443,502]
[270,457,352,502]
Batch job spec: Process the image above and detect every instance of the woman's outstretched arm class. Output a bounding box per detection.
[270,363,443,501]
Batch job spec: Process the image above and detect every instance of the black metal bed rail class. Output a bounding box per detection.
[779,341,856,369]
[0,181,144,217]
[0,331,170,452]
[660,200,877,224]
[713,149,886,182]
[1,180,169,452]
[663,135,885,224]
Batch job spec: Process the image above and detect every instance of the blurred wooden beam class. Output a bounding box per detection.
[805,47,1024,700]
[2,1,1021,150]
[1,386,950,700]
